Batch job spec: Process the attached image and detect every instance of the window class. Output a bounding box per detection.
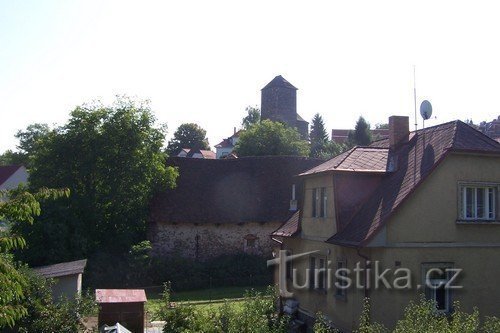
[312,187,327,218]
[422,263,453,314]
[335,259,347,299]
[318,258,326,290]
[309,257,316,290]
[460,184,497,220]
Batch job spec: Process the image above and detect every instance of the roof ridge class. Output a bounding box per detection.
[335,147,356,168]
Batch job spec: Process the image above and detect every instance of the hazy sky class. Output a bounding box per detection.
[1,1,500,152]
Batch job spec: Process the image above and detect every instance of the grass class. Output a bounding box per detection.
[145,285,267,318]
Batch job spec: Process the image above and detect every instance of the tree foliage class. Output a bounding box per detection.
[348,116,372,146]
[12,97,178,266]
[166,123,210,156]
[309,113,329,158]
[242,106,261,130]
[234,120,309,157]
[0,186,68,328]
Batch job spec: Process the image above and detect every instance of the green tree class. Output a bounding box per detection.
[242,106,261,129]
[0,124,50,167]
[166,123,210,156]
[234,120,309,157]
[348,116,372,146]
[13,97,178,266]
[309,113,329,158]
[0,186,68,328]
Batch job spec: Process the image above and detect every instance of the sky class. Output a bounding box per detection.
[1,0,500,152]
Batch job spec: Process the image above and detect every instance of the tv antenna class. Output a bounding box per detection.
[420,100,433,129]
[413,66,417,131]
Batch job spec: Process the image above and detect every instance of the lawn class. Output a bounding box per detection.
[145,285,267,318]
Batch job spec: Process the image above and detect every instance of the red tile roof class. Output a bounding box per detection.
[32,259,87,278]
[96,289,147,303]
[319,120,500,247]
[199,150,216,159]
[0,165,22,186]
[271,210,300,237]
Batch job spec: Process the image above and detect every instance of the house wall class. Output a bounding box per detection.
[0,166,29,190]
[216,146,233,159]
[301,174,336,240]
[52,273,82,301]
[150,221,282,259]
[386,153,500,244]
[280,237,366,332]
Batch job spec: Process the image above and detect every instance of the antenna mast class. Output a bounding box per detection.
[413,65,417,131]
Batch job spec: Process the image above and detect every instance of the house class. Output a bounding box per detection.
[478,115,500,141]
[177,148,216,159]
[272,116,500,331]
[331,128,389,144]
[148,156,322,260]
[32,259,87,301]
[0,165,28,190]
[215,129,243,159]
[261,75,309,139]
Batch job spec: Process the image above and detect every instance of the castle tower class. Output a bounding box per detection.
[261,75,309,139]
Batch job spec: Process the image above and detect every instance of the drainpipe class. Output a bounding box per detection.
[356,247,371,299]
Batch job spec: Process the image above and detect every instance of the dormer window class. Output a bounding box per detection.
[459,183,498,221]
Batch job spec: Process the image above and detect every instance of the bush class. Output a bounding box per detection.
[160,285,289,333]
[12,268,96,333]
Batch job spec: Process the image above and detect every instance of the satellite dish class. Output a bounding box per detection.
[420,100,432,120]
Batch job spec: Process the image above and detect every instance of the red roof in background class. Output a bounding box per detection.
[271,210,300,237]
[325,120,500,247]
[0,165,22,185]
[199,150,216,159]
[96,289,147,303]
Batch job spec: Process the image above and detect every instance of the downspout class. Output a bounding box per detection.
[356,247,371,299]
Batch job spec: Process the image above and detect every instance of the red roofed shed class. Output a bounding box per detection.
[96,289,146,332]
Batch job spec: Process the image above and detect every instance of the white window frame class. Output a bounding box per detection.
[459,183,498,221]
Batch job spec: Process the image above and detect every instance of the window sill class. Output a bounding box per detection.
[456,220,500,225]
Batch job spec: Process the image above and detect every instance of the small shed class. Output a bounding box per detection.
[32,259,87,301]
[96,289,147,333]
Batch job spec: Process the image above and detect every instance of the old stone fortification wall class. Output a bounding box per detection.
[150,221,282,260]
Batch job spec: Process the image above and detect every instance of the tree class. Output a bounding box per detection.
[166,123,210,156]
[0,186,68,328]
[309,113,329,158]
[13,97,178,266]
[242,106,261,129]
[0,150,25,166]
[234,120,309,157]
[375,123,389,129]
[348,116,372,146]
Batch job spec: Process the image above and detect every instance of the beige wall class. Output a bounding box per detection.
[151,221,281,259]
[301,174,337,240]
[386,153,500,244]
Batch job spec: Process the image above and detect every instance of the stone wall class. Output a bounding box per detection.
[149,221,282,260]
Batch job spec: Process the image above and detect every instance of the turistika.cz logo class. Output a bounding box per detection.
[267,250,463,297]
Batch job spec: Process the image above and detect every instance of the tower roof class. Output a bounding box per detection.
[261,75,298,90]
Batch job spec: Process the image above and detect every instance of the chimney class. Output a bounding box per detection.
[389,116,409,149]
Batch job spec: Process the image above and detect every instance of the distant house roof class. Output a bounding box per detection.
[0,165,23,186]
[271,210,300,237]
[33,259,87,278]
[96,289,147,303]
[150,156,322,225]
[319,120,500,247]
[262,75,298,90]
[215,130,244,149]
[331,128,389,144]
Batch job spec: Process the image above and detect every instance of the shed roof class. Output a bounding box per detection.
[32,259,87,278]
[95,289,147,303]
